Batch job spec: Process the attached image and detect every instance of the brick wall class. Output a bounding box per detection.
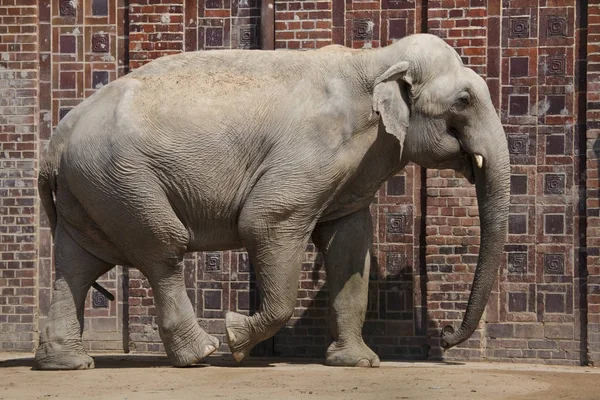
[0,0,597,366]
[0,0,38,352]
[586,0,600,365]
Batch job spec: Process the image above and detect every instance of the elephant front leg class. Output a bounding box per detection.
[313,208,380,367]
[225,231,307,362]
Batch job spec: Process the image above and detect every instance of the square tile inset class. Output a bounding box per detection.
[508,252,527,274]
[510,57,529,77]
[353,19,374,41]
[544,174,565,194]
[509,95,529,116]
[509,17,530,38]
[544,214,564,235]
[508,214,527,234]
[545,293,565,313]
[92,71,109,88]
[387,176,405,196]
[546,55,566,76]
[92,34,109,53]
[388,19,407,40]
[59,71,76,89]
[546,95,565,115]
[204,290,222,310]
[510,175,528,195]
[547,16,567,37]
[59,0,76,16]
[60,35,77,54]
[205,27,223,47]
[92,0,108,16]
[546,135,565,155]
[544,254,565,274]
[508,292,527,312]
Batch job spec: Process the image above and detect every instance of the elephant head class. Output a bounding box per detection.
[372,34,510,349]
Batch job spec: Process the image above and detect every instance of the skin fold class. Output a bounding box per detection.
[35,33,510,370]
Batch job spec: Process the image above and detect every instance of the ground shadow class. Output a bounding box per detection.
[0,353,463,371]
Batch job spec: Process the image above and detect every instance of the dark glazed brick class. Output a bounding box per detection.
[238,253,250,273]
[544,214,564,235]
[59,108,72,120]
[545,293,565,313]
[204,290,222,310]
[510,57,529,77]
[384,0,415,9]
[92,0,108,16]
[59,0,76,16]
[353,19,373,41]
[509,95,529,115]
[508,214,527,234]
[546,56,566,76]
[60,35,76,53]
[547,16,567,37]
[92,34,109,53]
[546,135,565,155]
[508,252,527,274]
[547,95,566,115]
[388,19,407,40]
[470,0,485,6]
[509,17,529,38]
[386,213,407,234]
[59,71,76,89]
[237,291,249,310]
[508,292,527,312]
[510,175,528,195]
[544,254,565,274]
[487,323,514,338]
[92,71,109,88]
[387,175,405,196]
[206,27,223,47]
[92,290,109,308]
[205,0,223,8]
[544,174,565,195]
[204,252,221,272]
[386,291,405,311]
[507,135,528,155]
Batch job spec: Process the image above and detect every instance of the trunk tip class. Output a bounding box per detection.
[440,324,461,350]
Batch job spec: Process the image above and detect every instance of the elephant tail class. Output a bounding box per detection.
[38,161,58,237]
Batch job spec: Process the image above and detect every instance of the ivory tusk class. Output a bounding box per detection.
[474,154,483,169]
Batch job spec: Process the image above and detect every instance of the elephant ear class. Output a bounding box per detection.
[372,61,412,156]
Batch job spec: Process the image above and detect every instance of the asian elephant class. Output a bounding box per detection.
[35,33,509,370]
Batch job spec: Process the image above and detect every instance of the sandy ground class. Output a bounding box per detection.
[0,353,597,400]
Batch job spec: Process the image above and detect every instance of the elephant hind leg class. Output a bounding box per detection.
[35,222,113,370]
[142,261,219,367]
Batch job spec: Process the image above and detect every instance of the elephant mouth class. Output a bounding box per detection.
[449,127,476,184]
[460,153,476,184]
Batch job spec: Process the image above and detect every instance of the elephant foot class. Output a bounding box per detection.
[35,341,95,370]
[167,332,220,367]
[225,312,254,362]
[325,339,380,368]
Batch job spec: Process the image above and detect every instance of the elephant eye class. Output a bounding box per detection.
[456,92,471,107]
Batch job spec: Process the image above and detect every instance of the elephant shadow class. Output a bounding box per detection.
[262,248,440,361]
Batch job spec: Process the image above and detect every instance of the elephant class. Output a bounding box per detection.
[35,33,510,370]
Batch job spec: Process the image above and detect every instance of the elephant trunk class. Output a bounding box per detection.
[441,121,510,349]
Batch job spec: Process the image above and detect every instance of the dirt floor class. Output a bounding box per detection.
[0,353,598,400]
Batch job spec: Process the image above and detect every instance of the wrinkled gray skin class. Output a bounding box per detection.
[35,34,509,370]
